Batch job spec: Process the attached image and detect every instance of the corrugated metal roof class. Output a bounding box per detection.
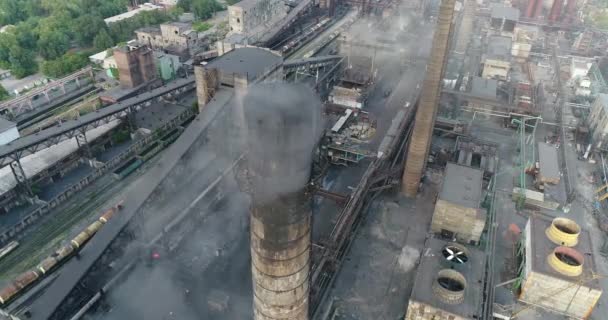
[207,47,282,81]
[439,163,484,208]
[538,142,560,180]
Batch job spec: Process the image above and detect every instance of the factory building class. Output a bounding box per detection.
[517,217,602,318]
[404,238,485,320]
[482,36,512,81]
[227,0,287,41]
[490,5,519,35]
[430,163,487,245]
[454,137,498,178]
[587,94,608,151]
[537,142,560,186]
[135,22,207,57]
[103,3,163,25]
[194,46,283,111]
[469,77,497,100]
[0,117,19,146]
[511,25,535,60]
[113,44,158,88]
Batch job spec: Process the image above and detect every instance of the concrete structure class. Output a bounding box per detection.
[194,46,283,111]
[454,137,498,177]
[404,238,484,320]
[572,30,593,55]
[403,0,456,196]
[518,217,602,319]
[514,25,540,42]
[575,76,592,96]
[570,59,592,81]
[103,3,163,25]
[328,86,362,109]
[490,5,519,34]
[154,52,181,81]
[587,94,608,150]
[194,47,281,102]
[482,36,511,81]
[0,118,19,145]
[244,84,320,320]
[537,142,560,185]
[430,163,486,244]
[113,45,157,88]
[470,77,497,100]
[228,0,287,40]
[454,0,476,55]
[135,22,206,56]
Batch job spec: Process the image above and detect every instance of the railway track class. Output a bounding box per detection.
[0,155,161,283]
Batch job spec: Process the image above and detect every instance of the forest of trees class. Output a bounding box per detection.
[0,0,211,79]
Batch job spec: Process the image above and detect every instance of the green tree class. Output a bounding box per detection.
[225,0,241,5]
[192,0,221,20]
[0,34,17,68]
[38,31,70,60]
[94,29,115,50]
[9,46,37,78]
[41,52,89,78]
[0,0,27,25]
[0,84,9,101]
[74,14,107,46]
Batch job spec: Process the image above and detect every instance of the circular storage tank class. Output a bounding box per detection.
[432,269,466,304]
[547,246,584,277]
[545,217,580,247]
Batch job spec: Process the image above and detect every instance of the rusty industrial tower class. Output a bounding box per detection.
[402,0,456,197]
[244,84,321,320]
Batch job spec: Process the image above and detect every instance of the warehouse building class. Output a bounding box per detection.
[404,238,485,320]
[482,36,512,81]
[537,142,560,185]
[517,217,602,319]
[194,46,283,111]
[430,163,487,245]
[227,0,287,41]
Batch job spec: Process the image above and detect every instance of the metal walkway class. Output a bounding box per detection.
[0,78,195,167]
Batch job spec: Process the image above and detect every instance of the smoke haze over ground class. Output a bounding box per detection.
[91,82,325,320]
[244,83,324,202]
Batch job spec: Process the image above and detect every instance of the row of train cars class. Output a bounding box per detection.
[0,202,124,305]
[280,17,332,55]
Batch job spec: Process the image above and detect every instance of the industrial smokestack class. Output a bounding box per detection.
[243,84,322,320]
[525,0,537,18]
[402,0,456,197]
[549,0,564,22]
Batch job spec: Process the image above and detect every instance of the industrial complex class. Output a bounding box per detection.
[1,0,608,319]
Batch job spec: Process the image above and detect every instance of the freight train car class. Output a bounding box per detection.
[0,203,123,305]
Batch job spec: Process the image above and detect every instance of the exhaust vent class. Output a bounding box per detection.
[441,243,469,264]
[547,246,584,277]
[546,217,580,247]
[432,269,466,304]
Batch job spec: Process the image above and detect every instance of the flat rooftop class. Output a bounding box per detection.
[0,117,15,133]
[491,5,520,21]
[207,47,282,81]
[528,216,601,288]
[104,3,162,24]
[486,36,512,61]
[0,120,120,197]
[538,142,559,180]
[409,237,485,319]
[439,163,484,208]
[470,77,497,100]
